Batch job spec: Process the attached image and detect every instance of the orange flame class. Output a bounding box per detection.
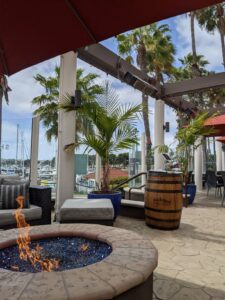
[14,196,59,272]
[80,244,89,252]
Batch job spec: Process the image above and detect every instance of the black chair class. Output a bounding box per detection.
[206,170,224,197]
[219,171,225,207]
[0,186,52,229]
[187,171,193,184]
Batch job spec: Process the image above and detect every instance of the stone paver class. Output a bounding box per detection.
[115,191,225,300]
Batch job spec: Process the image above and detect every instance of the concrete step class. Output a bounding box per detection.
[123,187,144,202]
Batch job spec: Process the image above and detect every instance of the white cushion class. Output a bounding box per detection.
[59,198,114,221]
[0,205,42,226]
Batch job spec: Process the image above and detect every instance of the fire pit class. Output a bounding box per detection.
[0,236,112,273]
[0,224,158,299]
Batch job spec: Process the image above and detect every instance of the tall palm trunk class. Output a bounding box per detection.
[138,43,152,170]
[142,93,152,170]
[219,31,225,69]
[190,12,197,64]
[142,93,151,146]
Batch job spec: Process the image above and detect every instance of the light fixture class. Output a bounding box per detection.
[71,90,82,109]
[163,122,170,132]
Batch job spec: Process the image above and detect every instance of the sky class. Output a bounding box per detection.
[2,13,224,161]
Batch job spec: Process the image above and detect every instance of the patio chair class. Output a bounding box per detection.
[206,170,223,197]
[219,171,225,207]
[187,171,193,184]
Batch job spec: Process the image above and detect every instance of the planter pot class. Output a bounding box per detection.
[88,191,122,219]
[183,184,196,204]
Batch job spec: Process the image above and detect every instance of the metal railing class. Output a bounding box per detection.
[112,172,147,191]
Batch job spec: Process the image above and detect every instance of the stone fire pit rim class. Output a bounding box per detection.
[0,223,158,300]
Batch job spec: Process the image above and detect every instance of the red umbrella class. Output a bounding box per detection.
[204,114,225,137]
[217,136,225,143]
[0,0,221,76]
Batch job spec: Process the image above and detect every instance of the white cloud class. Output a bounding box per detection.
[5,57,59,115]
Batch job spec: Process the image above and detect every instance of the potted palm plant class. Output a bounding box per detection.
[176,113,215,204]
[62,82,142,218]
[158,112,214,204]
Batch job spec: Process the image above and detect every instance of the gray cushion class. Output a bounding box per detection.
[0,175,20,184]
[2,179,30,186]
[0,184,30,209]
[0,205,42,226]
[59,198,114,222]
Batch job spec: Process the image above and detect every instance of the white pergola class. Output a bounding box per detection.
[30,43,225,212]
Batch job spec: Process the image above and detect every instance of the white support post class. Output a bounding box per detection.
[216,141,222,171]
[95,154,101,189]
[30,116,40,186]
[194,138,203,191]
[56,51,77,217]
[154,99,165,170]
[222,147,225,171]
[141,132,147,187]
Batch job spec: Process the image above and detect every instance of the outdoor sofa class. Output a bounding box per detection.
[0,175,51,229]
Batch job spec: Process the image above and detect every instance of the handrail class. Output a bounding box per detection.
[112,172,147,191]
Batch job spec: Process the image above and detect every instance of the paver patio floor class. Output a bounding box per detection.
[115,191,225,300]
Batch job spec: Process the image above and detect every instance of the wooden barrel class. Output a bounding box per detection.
[144,171,183,230]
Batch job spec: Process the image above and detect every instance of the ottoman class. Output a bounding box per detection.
[59,198,114,226]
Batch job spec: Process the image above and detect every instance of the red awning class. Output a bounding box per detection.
[204,114,225,137]
[0,0,222,75]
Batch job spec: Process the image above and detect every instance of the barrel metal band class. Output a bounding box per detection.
[144,206,182,213]
[145,188,182,193]
[145,216,180,223]
[147,180,182,184]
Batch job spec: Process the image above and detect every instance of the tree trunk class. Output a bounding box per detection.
[138,43,152,170]
[190,12,200,78]
[190,12,197,63]
[142,93,151,146]
[102,161,110,191]
[219,31,225,69]
[142,93,152,170]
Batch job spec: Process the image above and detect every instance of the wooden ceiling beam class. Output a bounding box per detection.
[77,44,195,113]
[164,72,225,97]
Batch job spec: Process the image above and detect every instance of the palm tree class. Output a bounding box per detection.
[32,66,103,142]
[196,3,225,68]
[61,82,142,191]
[145,24,175,85]
[116,24,175,168]
[176,53,209,80]
[117,26,153,150]
[0,75,11,173]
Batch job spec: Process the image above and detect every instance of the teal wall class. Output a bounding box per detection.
[75,154,88,175]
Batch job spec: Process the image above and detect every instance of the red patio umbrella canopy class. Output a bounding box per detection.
[217,136,225,144]
[0,0,222,75]
[204,114,225,137]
